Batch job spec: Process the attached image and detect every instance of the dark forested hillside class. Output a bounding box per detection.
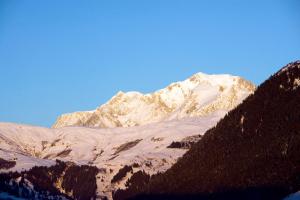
[0,160,98,200]
[114,61,300,200]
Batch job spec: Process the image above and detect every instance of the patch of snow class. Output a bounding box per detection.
[240,115,245,125]
[284,191,300,200]
[293,78,300,90]
[0,149,55,173]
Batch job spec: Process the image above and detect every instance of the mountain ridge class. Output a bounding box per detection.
[53,72,255,129]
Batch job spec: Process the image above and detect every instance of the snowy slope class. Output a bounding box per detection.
[53,72,255,128]
[0,112,224,199]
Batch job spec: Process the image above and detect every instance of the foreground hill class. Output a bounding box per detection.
[53,73,255,128]
[114,61,300,200]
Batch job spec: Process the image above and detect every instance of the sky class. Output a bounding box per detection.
[0,0,299,127]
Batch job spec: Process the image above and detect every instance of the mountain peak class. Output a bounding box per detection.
[188,72,207,80]
[52,72,256,129]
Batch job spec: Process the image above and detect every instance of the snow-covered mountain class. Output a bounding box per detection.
[52,72,255,128]
[0,72,255,199]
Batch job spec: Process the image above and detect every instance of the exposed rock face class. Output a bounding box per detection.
[52,73,255,128]
[113,61,300,200]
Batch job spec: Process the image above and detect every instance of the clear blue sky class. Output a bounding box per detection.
[0,0,299,127]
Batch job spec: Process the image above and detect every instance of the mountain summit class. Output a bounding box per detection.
[53,72,255,128]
